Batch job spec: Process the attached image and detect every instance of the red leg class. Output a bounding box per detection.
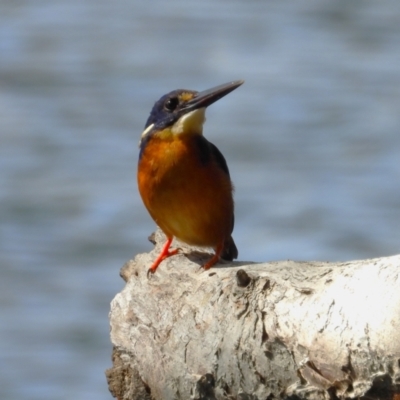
[148,237,179,275]
[202,241,224,271]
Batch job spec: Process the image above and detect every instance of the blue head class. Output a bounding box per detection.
[139,80,244,155]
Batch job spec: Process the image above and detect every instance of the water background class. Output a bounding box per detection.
[1,1,400,399]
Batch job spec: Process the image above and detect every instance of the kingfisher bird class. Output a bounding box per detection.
[137,80,244,275]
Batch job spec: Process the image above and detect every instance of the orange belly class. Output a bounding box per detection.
[138,135,234,247]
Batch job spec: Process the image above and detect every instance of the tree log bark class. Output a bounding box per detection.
[106,230,400,400]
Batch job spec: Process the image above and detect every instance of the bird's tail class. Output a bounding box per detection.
[220,236,238,261]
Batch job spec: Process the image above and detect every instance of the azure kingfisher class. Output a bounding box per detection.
[138,80,244,275]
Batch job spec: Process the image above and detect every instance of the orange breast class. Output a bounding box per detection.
[137,134,234,247]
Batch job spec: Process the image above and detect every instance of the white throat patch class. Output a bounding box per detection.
[171,108,206,136]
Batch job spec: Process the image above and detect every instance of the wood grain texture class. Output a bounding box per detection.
[107,230,400,400]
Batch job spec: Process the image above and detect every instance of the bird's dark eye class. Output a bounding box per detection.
[164,97,179,112]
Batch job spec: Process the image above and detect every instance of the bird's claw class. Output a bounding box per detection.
[147,268,156,279]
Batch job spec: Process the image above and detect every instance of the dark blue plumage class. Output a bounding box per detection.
[144,89,198,130]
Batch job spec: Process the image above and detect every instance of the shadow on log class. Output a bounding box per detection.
[106,230,400,400]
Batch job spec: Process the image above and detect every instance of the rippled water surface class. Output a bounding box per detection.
[1,1,400,399]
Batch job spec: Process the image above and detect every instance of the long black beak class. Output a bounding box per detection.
[182,80,244,112]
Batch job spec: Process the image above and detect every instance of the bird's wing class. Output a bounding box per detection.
[194,135,230,177]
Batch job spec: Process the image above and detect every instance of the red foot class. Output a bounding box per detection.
[202,242,223,271]
[147,238,179,276]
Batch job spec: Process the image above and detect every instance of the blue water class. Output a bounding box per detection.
[1,1,400,399]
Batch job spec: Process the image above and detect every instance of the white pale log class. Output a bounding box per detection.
[107,230,400,400]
